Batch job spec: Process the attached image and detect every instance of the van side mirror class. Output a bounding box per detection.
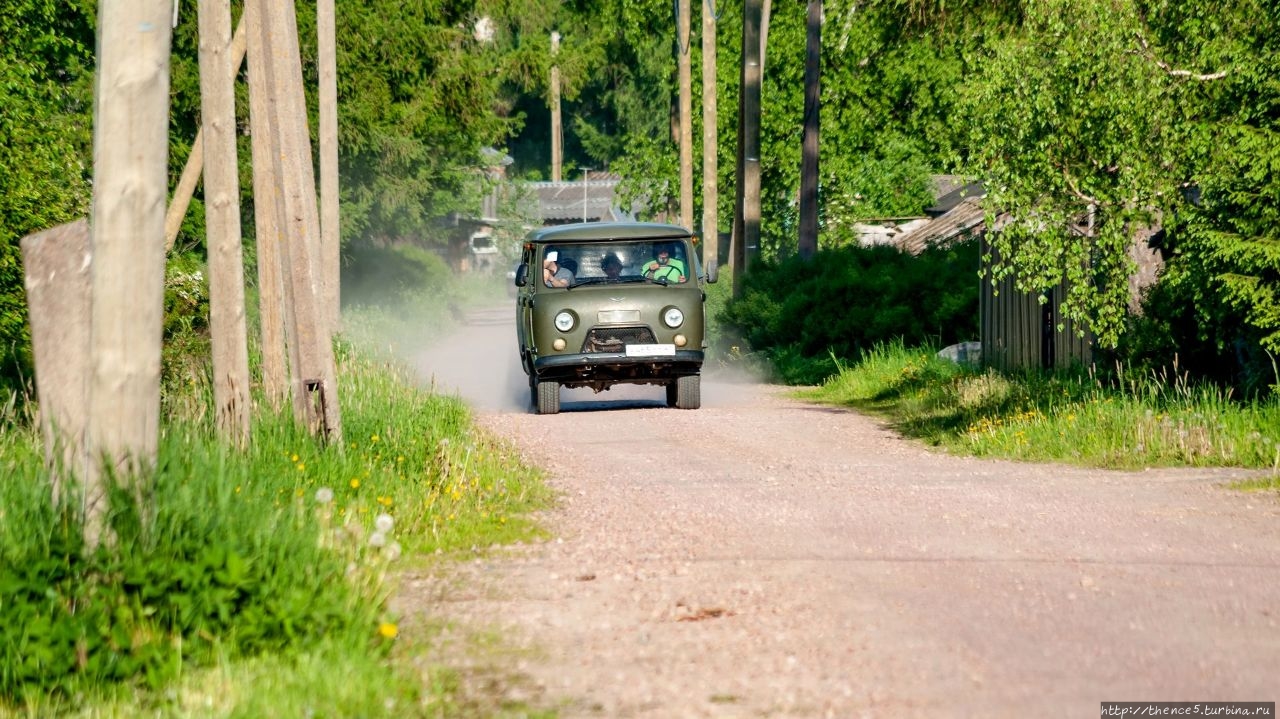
[514,263,528,287]
[705,258,718,284]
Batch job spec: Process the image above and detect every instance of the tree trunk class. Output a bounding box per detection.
[798,0,821,260]
[87,0,173,547]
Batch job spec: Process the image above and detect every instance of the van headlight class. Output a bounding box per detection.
[662,306,684,329]
[554,310,576,332]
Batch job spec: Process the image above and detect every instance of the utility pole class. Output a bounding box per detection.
[198,0,251,446]
[258,0,342,443]
[677,0,693,231]
[798,0,821,260]
[734,0,762,296]
[245,0,289,412]
[317,0,340,333]
[582,167,593,222]
[550,32,562,183]
[701,0,718,275]
[86,0,173,546]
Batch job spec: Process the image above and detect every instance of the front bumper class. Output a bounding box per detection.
[532,350,704,389]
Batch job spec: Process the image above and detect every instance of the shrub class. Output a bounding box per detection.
[720,242,979,382]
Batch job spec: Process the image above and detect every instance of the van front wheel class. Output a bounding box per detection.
[671,375,700,410]
[535,379,561,414]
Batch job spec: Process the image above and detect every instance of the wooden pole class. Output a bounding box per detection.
[736,0,762,294]
[244,0,289,412]
[20,220,91,505]
[259,0,342,443]
[797,0,821,260]
[87,0,173,545]
[198,0,251,446]
[701,0,718,275]
[677,0,693,231]
[550,32,562,183]
[164,15,248,252]
[317,0,340,333]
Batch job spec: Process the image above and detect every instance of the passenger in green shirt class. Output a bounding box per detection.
[641,244,686,283]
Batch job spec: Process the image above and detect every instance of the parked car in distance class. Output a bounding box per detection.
[513,222,714,414]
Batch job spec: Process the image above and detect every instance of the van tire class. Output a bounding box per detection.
[535,379,561,414]
[673,375,700,410]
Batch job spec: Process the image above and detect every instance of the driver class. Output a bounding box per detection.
[641,243,686,283]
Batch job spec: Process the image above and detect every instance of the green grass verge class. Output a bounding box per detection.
[0,328,554,715]
[801,341,1280,473]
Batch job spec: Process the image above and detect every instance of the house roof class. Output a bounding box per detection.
[894,196,987,255]
[528,174,635,223]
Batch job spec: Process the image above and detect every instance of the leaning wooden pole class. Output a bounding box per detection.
[701,0,718,275]
[87,0,173,545]
[677,0,693,231]
[164,15,248,252]
[259,0,342,443]
[198,0,251,446]
[317,0,340,334]
[244,0,289,412]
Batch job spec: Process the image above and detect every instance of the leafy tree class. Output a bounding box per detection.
[0,0,95,395]
[960,0,1279,353]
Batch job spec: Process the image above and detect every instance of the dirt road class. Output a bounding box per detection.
[400,305,1280,717]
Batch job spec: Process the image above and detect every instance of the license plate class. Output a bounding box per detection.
[598,309,640,323]
[626,343,676,357]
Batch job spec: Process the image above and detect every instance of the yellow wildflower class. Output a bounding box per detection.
[378,622,398,639]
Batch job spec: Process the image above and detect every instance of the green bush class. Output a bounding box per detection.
[720,242,979,383]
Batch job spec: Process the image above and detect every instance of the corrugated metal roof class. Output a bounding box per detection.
[528,177,633,223]
[893,196,987,255]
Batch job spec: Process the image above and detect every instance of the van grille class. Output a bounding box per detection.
[581,326,656,353]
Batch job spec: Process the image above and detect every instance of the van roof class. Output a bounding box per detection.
[527,221,692,245]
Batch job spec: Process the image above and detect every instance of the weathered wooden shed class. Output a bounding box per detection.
[893,186,1159,372]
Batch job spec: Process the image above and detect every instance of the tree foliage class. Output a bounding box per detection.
[961,0,1279,351]
[0,0,95,393]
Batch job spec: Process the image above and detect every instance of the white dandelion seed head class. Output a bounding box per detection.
[375,513,394,534]
[315,487,334,504]
[369,531,387,548]
[386,542,402,562]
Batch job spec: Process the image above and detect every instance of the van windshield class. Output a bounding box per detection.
[542,239,691,287]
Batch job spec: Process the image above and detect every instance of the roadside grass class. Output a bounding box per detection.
[0,300,554,716]
[801,341,1280,474]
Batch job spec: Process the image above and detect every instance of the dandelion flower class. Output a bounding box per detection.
[371,434,380,443]
[369,531,387,548]
[375,513,394,534]
[315,487,334,504]
[350,478,361,489]
[386,541,402,561]
[378,622,398,639]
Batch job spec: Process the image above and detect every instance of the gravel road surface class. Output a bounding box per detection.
[397,305,1280,718]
